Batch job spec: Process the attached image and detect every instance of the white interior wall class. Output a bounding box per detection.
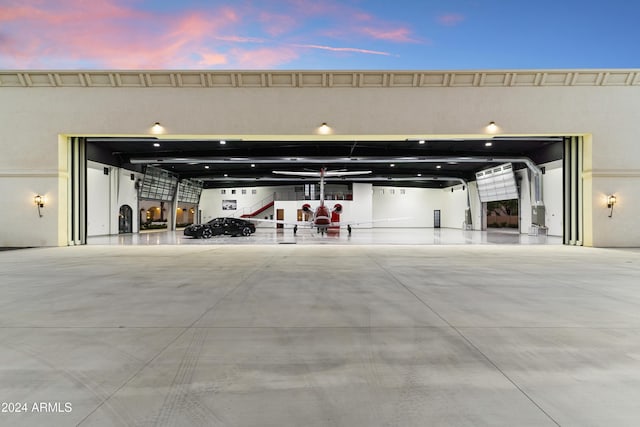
[87,161,143,236]
[87,164,111,236]
[202,182,481,230]
[440,185,468,229]
[542,160,564,236]
[372,186,440,227]
[199,185,288,225]
[117,169,142,233]
[351,183,373,228]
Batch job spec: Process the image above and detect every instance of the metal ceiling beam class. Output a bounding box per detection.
[129,155,537,167]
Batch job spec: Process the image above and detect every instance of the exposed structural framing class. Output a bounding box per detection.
[2,70,639,88]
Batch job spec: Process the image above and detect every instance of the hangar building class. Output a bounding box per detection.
[0,68,639,247]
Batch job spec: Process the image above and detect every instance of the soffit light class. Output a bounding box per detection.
[151,122,164,134]
[318,123,331,135]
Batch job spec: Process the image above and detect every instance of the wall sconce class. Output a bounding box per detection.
[151,122,164,134]
[487,121,498,133]
[607,195,617,218]
[34,194,45,217]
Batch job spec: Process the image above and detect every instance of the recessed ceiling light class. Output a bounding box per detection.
[417,173,422,177]
[418,140,426,145]
[224,174,228,177]
[204,165,210,169]
[153,143,160,147]
[251,164,256,168]
[220,140,226,145]
[390,163,395,167]
[436,165,442,169]
[485,142,493,147]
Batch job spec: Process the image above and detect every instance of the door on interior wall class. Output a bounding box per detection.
[297,209,311,222]
[434,210,441,228]
[277,209,284,229]
[119,205,133,234]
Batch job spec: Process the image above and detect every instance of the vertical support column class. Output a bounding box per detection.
[563,136,583,246]
[68,137,87,245]
[171,180,180,231]
[577,136,584,246]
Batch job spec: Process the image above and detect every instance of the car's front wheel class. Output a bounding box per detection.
[241,226,252,236]
[200,228,213,239]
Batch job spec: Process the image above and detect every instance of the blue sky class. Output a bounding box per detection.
[1,0,638,69]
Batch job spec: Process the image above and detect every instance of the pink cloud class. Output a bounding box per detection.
[230,47,299,68]
[438,13,465,26]
[359,27,419,43]
[198,51,228,67]
[215,36,268,44]
[0,0,418,69]
[0,0,243,68]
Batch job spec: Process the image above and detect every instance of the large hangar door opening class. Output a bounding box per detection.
[80,134,570,245]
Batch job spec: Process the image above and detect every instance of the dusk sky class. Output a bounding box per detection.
[1,0,639,70]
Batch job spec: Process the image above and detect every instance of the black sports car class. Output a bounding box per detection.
[184,217,256,238]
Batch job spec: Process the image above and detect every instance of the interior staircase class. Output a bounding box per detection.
[240,200,274,218]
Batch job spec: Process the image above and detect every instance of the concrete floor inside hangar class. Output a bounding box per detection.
[1,238,640,426]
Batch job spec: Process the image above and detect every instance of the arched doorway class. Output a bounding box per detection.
[119,205,133,234]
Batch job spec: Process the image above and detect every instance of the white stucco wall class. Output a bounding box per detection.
[2,69,639,246]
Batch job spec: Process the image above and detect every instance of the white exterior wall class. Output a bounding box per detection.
[2,69,640,247]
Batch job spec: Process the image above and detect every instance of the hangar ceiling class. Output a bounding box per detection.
[87,136,563,189]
